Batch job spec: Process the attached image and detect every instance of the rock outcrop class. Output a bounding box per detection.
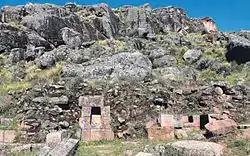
[62,52,152,81]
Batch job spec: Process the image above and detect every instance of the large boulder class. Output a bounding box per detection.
[61,27,85,48]
[62,52,152,81]
[205,119,237,136]
[36,51,56,69]
[165,140,224,156]
[183,49,203,64]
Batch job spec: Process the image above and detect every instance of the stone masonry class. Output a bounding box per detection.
[147,114,215,141]
[79,95,114,141]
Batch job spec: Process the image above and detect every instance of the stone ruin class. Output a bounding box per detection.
[146,114,218,141]
[78,95,114,141]
[201,17,217,33]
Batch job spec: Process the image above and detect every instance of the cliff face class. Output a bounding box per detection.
[0,3,250,142]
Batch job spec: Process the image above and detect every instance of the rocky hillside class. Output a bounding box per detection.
[0,3,250,142]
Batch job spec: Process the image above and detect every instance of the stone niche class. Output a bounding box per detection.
[79,95,114,141]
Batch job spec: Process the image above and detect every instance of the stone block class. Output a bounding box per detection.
[101,116,112,129]
[193,115,200,128]
[79,96,104,107]
[46,130,69,148]
[82,130,91,141]
[82,129,114,141]
[37,146,51,156]
[81,107,91,117]
[91,129,114,141]
[205,119,237,136]
[48,139,79,156]
[166,140,224,156]
[180,116,189,125]
[147,126,174,141]
[160,114,174,127]
[102,106,111,117]
[91,115,102,128]
[0,130,17,143]
[146,120,156,129]
[79,116,91,130]
[136,152,153,156]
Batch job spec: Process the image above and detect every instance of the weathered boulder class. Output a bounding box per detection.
[61,27,85,48]
[36,51,56,69]
[183,49,203,64]
[165,140,224,156]
[62,52,152,81]
[205,119,237,136]
[46,130,69,148]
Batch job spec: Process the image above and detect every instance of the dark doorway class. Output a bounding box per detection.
[200,115,209,129]
[90,107,101,125]
[91,107,101,115]
[188,116,194,123]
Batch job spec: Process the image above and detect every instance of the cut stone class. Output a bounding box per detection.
[79,96,104,107]
[166,140,224,156]
[159,114,174,127]
[205,119,237,136]
[46,130,69,148]
[0,130,17,143]
[147,126,174,141]
[47,139,79,156]
[136,152,153,156]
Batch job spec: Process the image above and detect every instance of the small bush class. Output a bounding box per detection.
[25,62,62,82]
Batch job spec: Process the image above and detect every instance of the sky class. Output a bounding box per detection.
[0,0,249,32]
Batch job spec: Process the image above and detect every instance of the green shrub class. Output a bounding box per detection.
[0,81,30,93]
[198,69,224,82]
